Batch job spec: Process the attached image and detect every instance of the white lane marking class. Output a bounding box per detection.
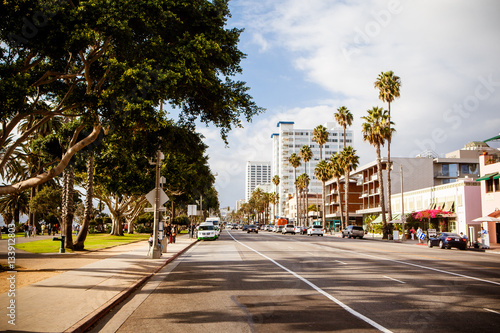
[335,260,348,265]
[484,308,500,315]
[319,245,500,287]
[228,233,392,333]
[307,252,315,256]
[383,276,406,284]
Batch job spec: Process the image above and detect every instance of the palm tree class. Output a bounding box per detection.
[312,125,329,160]
[300,145,313,223]
[334,106,353,149]
[329,153,344,228]
[361,106,392,239]
[297,173,310,225]
[0,190,30,225]
[314,159,332,230]
[374,71,401,222]
[339,146,359,228]
[288,153,301,225]
[272,175,280,219]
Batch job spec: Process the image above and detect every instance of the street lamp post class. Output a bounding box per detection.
[401,164,405,242]
[150,149,162,259]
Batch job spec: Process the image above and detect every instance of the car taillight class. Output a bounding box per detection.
[460,238,466,242]
[445,237,452,241]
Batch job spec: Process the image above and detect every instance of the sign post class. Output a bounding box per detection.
[146,150,169,259]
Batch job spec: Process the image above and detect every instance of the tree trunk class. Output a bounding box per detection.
[376,146,388,239]
[109,214,124,236]
[336,177,344,229]
[61,167,74,249]
[321,181,326,230]
[344,170,350,229]
[386,102,393,225]
[74,154,94,250]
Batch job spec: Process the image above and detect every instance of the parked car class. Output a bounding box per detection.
[307,225,324,236]
[428,232,467,250]
[342,225,364,239]
[247,225,259,233]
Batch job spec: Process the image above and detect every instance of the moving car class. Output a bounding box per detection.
[295,226,307,235]
[307,225,323,236]
[282,224,296,235]
[428,232,467,250]
[247,225,259,233]
[197,223,217,241]
[342,225,364,239]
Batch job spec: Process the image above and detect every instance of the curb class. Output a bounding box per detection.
[64,239,198,333]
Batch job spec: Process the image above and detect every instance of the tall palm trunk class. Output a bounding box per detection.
[294,169,299,225]
[304,164,309,226]
[344,171,349,229]
[336,177,344,229]
[74,153,94,250]
[321,181,326,230]
[386,102,392,223]
[376,145,388,239]
[61,166,75,249]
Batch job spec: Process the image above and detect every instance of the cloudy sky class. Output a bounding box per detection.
[195,0,500,210]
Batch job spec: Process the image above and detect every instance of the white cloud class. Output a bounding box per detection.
[215,0,500,209]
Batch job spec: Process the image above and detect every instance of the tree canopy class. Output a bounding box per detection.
[0,0,263,194]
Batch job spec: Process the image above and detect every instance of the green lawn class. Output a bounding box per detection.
[14,233,150,253]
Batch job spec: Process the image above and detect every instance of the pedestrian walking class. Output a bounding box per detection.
[410,227,415,240]
[416,227,424,243]
[166,224,172,244]
[32,225,36,237]
[172,225,177,243]
[24,223,29,238]
[41,223,45,235]
[48,223,52,236]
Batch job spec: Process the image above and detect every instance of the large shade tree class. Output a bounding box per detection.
[0,0,263,195]
[374,71,401,222]
[361,107,392,239]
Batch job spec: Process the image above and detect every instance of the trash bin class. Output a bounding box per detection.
[393,230,399,241]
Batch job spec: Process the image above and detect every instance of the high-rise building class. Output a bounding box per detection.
[245,161,272,202]
[271,121,353,218]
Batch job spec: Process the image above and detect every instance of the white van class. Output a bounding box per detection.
[197,222,217,241]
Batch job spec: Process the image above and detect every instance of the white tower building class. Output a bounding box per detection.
[271,121,353,218]
[245,161,272,202]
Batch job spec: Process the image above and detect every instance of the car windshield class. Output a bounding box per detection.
[352,226,363,230]
[199,225,214,231]
[312,226,322,228]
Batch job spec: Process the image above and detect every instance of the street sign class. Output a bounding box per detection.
[188,205,197,216]
[146,188,169,206]
[144,207,166,212]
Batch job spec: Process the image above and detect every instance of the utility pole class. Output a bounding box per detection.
[150,149,162,259]
[401,164,405,242]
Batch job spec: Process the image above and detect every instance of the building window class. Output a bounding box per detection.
[486,179,494,193]
[494,178,500,192]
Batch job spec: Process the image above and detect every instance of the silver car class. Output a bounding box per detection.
[342,225,364,239]
[282,224,296,235]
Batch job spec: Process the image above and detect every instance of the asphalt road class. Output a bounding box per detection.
[92,229,500,333]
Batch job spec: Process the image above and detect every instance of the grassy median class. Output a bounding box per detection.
[14,233,150,253]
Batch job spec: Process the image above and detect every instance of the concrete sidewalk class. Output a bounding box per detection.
[0,234,197,332]
[327,231,500,252]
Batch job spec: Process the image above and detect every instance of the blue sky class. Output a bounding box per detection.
[195,0,500,210]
